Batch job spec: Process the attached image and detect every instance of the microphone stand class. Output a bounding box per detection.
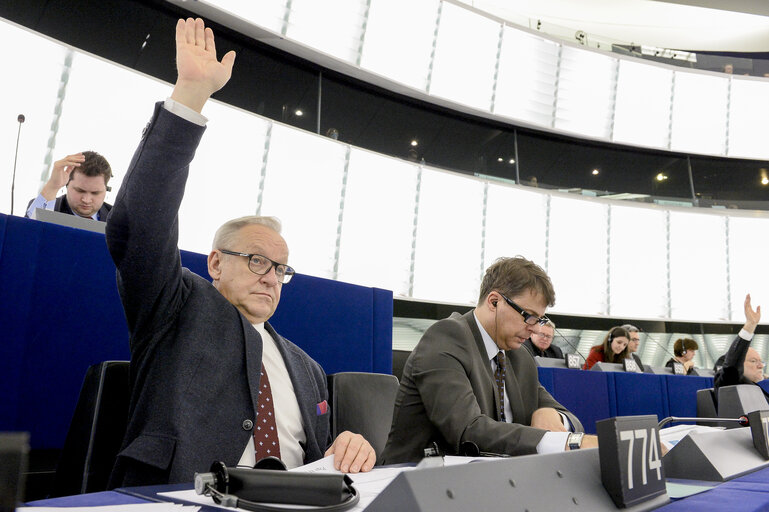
[10,114,25,215]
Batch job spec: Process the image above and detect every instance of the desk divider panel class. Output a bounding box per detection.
[664,374,714,420]
[613,372,670,422]
[550,368,613,434]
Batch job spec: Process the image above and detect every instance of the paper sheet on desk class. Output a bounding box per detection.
[659,424,724,447]
[159,455,413,512]
[20,505,199,512]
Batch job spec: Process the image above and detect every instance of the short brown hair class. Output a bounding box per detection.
[67,151,112,186]
[673,338,698,357]
[477,256,555,307]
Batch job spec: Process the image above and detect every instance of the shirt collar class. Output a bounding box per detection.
[473,312,503,363]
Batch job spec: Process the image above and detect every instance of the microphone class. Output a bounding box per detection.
[658,415,749,428]
[642,329,681,363]
[552,326,588,362]
[10,114,25,216]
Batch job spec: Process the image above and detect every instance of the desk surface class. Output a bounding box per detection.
[25,465,769,512]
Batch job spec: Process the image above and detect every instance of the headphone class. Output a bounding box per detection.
[682,349,687,355]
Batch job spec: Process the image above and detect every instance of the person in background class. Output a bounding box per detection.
[522,319,563,359]
[714,294,766,398]
[26,151,113,221]
[666,338,698,375]
[621,324,645,372]
[583,326,630,370]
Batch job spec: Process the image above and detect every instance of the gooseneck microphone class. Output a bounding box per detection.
[10,114,25,216]
[552,326,588,362]
[642,329,680,362]
[658,415,749,428]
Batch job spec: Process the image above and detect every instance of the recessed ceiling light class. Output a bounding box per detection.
[508,159,515,164]
[762,177,769,185]
[294,109,303,116]
[497,157,504,162]
[410,140,418,147]
[656,173,668,181]
[592,169,599,175]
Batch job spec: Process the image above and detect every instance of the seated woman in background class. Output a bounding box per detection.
[583,326,630,370]
[666,338,698,375]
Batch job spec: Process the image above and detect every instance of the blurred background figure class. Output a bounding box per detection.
[523,319,562,359]
[621,323,645,372]
[583,326,630,370]
[666,338,698,375]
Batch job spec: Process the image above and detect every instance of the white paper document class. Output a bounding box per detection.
[20,504,199,512]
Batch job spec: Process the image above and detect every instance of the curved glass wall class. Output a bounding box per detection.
[3,17,769,329]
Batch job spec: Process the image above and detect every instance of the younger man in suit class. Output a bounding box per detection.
[26,151,112,221]
[382,256,596,463]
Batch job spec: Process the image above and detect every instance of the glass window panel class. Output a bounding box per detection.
[286,0,368,63]
[0,21,67,215]
[547,196,608,315]
[494,27,559,126]
[360,0,439,91]
[613,60,673,149]
[727,215,769,321]
[178,102,271,255]
[670,71,728,155]
[689,156,768,204]
[412,169,485,304]
[668,211,728,321]
[337,148,418,295]
[429,2,500,112]
[555,47,617,139]
[260,123,347,279]
[52,51,170,214]
[484,184,548,270]
[727,78,769,160]
[206,0,287,34]
[608,204,668,318]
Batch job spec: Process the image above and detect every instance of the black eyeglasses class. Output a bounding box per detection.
[499,293,549,326]
[219,249,295,284]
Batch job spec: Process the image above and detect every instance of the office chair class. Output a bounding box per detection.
[51,361,130,496]
[696,388,717,422]
[391,350,411,382]
[327,372,400,459]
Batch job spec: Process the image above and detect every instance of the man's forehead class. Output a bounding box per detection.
[511,288,547,316]
[236,225,288,256]
[69,171,106,191]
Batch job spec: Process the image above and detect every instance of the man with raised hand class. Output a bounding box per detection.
[106,18,374,487]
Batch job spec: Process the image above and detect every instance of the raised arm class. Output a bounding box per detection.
[715,294,762,389]
[40,153,85,200]
[106,18,235,337]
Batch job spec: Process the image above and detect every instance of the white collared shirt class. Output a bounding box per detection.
[237,323,307,469]
[473,313,570,454]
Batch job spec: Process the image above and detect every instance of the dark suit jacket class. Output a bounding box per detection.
[25,194,112,221]
[381,311,582,464]
[714,334,769,401]
[522,338,563,359]
[105,103,330,487]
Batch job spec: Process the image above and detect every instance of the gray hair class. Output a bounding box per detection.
[543,319,556,330]
[621,324,639,333]
[212,216,283,250]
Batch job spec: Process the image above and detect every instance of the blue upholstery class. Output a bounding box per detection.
[613,371,670,421]
[0,214,392,449]
[665,374,714,419]
[539,368,614,434]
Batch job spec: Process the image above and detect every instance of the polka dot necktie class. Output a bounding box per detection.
[254,365,281,462]
[494,351,507,422]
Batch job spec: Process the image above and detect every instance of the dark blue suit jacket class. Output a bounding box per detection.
[105,103,330,486]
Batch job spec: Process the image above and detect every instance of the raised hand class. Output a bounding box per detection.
[744,294,761,332]
[41,153,85,200]
[170,18,236,113]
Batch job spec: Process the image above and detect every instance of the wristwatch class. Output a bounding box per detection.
[567,432,584,450]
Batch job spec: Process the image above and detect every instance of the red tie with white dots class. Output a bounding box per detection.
[254,365,281,462]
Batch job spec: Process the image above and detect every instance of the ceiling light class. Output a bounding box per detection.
[294,109,303,116]
[592,169,599,175]
[656,173,668,182]
[497,157,504,162]
[762,177,769,186]
[508,159,515,164]
[410,140,418,147]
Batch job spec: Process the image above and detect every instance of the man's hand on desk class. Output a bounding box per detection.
[531,407,568,432]
[325,430,376,473]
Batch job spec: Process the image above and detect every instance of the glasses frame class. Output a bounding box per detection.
[499,293,549,326]
[219,249,295,284]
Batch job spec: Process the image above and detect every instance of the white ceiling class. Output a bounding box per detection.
[459,0,769,52]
